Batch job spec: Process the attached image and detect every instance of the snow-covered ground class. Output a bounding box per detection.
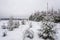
[0,20,60,40]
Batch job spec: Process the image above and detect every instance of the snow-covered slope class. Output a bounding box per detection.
[0,20,60,40]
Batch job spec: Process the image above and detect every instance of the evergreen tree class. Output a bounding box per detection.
[38,21,56,40]
[29,14,33,20]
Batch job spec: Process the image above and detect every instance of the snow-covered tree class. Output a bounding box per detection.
[21,20,25,25]
[2,23,6,29]
[29,22,32,28]
[2,29,7,37]
[29,14,34,20]
[23,23,34,40]
[2,32,7,37]
[23,30,34,40]
[14,21,20,28]
[7,16,14,31]
[38,21,56,40]
[29,9,60,23]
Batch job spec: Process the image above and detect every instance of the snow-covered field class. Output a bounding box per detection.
[0,20,60,40]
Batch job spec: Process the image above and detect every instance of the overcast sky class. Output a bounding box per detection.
[0,0,60,18]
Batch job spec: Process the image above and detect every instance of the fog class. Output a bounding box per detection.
[0,0,60,18]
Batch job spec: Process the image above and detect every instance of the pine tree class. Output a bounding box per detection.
[38,21,56,40]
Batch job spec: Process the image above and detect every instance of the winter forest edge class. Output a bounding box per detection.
[0,1,60,40]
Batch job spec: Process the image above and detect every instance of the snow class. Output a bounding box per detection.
[0,20,60,40]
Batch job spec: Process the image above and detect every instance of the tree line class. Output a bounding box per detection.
[29,9,60,23]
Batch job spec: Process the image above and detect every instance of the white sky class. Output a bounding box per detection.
[0,0,60,18]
